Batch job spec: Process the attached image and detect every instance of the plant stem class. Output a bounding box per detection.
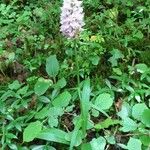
[74,39,80,86]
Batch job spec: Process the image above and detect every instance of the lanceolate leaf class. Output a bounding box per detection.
[37,128,69,144]
[80,79,91,136]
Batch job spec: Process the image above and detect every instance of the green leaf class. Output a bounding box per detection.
[95,93,113,110]
[113,68,122,75]
[35,107,64,119]
[69,119,82,150]
[37,128,69,144]
[34,77,52,96]
[120,117,137,132]
[23,121,42,142]
[46,55,59,77]
[81,143,92,150]
[17,85,29,95]
[80,79,91,136]
[35,107,49,119]
[139,135,150,146]
[95,118,120,130]
[132,103,148,120]
[8,80,21,90]
[32,145,56,150]
[105,135,116,144]
[48,116,58,128]
[127,138,142,150]
[117,102,131,119]
[141,109,150,127]
[90,136,106,150]
[89,55,100,65]
[53,77,67,89]
[52,91,71,108]
[135,63,148,73]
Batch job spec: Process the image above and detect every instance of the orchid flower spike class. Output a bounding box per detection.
[60,0,85,38]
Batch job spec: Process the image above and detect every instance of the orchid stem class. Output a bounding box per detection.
[74,39,80,87]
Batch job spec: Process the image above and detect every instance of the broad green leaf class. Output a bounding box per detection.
[117,143,128,149]
[49,107,64,117]
[105,135,116,144]
[127,138,142,150]
[48,116,58,128]
[52,91,71,108]
[113,68,122,75]
[139,135,150,146]
[38,96,50,103]
[17,85,29,95]
[23,121,42,142]
[132,103,148,120]
[91,104,110,117]
[53,77,67,89]
[95,93,113,110]
[95,118,120,130]
[117,102,131,119]
[80,79,91,136]
[135,63,148,73]
[120,117,137,132]
[37,128,69,144]
[69,118,82,150]
[89,55,100,65]
[141,109,150,127]
[8,80,21,90]
[0,90,15,101]
[35,107,49,119]
[108,49,124,67]
[32,145,56,150]
[81,143,92,150]
[34,77,52,96]
[90,136,106,150]
[35,107,64,119]
[46,55,59,77]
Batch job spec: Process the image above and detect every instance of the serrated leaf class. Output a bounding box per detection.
[46,55,59,77]
[34,77,52,96]
[127,138,142,150]
[132,103,148,120]
[120,117,137,132]
[23,121,42,142]
[95,93,113,110]
[141,109,150,127]
[52,91,71,108]
[90,136,106,150]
